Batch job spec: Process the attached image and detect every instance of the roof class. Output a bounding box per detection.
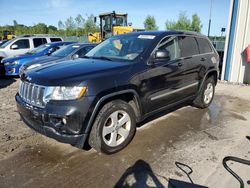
[99,12,127,17]
[16,34,62,39]
[118,30,207,38]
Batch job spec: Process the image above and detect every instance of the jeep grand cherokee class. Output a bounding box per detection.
[16,31,219,154]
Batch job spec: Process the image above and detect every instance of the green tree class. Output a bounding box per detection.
[48,25,58,34]
[65,16,76,36]
[31,23,48,34]
[75,14,85,36]
[165,12,202,33]
[83,15,99,34]
[144,15,158,31]
[191,14,202,33]
[58,20,64,30]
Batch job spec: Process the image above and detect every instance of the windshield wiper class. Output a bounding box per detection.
[91,56,113,61]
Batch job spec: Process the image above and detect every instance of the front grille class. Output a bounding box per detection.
[19,81,45,108]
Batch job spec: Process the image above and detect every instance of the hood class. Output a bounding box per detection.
[2,53,35,63]
[23,58,131,86]
[24,55,64,67]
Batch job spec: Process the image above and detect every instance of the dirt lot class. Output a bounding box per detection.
[0,79,250,188]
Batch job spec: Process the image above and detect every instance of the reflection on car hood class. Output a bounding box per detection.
[24,58,130,86]
[24,56,65,67]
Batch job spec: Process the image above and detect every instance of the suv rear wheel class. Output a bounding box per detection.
[88,100,136,154]
[193,77,215,108]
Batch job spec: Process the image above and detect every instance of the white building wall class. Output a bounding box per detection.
[222,0,250,84]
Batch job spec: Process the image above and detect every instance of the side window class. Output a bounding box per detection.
[11,39,30,49]
[196,37,213,54]
[178,36,199,57]
[33,38,47,48]
[85,46,95,53]
[158,37,180,61]
[50,38,62,42]
[75,47,87,58]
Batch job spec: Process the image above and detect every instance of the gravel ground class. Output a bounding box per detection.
[0,79,249,188]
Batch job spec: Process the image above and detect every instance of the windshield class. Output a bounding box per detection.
[51,44,79,57]
[0,38,15,48]
[27,44,50,54]
[85,34,156,61]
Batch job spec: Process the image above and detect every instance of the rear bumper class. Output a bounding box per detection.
[16,94,90,148]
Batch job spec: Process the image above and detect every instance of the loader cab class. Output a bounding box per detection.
[99,12,128,40]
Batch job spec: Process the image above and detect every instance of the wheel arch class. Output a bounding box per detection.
[85,89,142,135]
[198,69,218,93]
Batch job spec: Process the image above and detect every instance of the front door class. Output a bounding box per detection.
[9,39,30,57]
[140,36,186,113]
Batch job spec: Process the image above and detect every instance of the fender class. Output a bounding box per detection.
[198,68,218,93]
[85,89,142,134]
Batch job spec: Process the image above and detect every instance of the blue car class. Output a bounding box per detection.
[0,41,75,76]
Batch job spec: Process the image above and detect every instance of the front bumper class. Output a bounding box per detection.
[0,63,5,76]
[15,93,94,148]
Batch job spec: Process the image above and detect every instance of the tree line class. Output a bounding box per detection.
[0,12,223,38]
[0,14,99,37]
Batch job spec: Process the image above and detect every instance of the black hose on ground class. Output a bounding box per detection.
[222,136,250,188]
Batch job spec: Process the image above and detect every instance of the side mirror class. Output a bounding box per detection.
[72,54,79,60]
[11,44,18,50]
[45,48,54,55]
[154,49,170,61]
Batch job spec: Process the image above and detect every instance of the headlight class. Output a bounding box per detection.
[5,60,19,66]
[27,64,41,70]
[44,86,87,101]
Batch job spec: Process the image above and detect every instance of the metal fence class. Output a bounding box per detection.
[62,35,88,42]
[212,41,225,52]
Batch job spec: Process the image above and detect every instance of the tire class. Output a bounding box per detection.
[88,100,136,154]
[193,77,215,109]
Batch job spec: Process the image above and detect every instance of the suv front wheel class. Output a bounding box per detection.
[193,77,215,108]
[88,100,136,154]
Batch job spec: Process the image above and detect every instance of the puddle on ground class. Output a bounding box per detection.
[0,95,250,187]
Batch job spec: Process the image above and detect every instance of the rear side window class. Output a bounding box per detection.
[12,39,30,49]
[50,38,62,42]
[33,38,47,48]
[178,36,199,57]
[196,37,213,54]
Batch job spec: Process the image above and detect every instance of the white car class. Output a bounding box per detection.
[0,35,63,61]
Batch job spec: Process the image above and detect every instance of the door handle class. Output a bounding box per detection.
[200,57,207,61]
[178,62,183,67]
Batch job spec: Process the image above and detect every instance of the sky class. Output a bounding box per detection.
[0,0,230,36]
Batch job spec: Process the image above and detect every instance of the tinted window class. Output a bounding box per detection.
[196,37,213,54]
[178,36,199,57]
[33,38,47,48]
[12,39,30,49]
[51,45,79,57]
[50,38,62,42]
[158,37,180,61]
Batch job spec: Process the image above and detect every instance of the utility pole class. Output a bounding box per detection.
[208,0,213,37]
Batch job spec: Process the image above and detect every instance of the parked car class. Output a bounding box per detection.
[0,41,74,76]
[16,31,219,154]
[19,43,97,76]
[0,35,63,61]
[0,40,9,47]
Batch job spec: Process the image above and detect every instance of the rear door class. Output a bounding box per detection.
[177,36,200,98]
[33,38,47,48]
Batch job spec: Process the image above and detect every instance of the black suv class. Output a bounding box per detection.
[16,31,219,154]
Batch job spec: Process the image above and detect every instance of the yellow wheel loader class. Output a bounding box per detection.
[88,11,143,43]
